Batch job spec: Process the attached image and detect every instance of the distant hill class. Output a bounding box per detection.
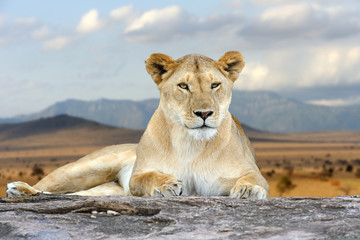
[229,91,360,132]
[1,91,359,132]
[0,114,105,140]
[1,99,159,130]
[0,115,144,145]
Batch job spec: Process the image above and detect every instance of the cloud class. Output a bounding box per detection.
[307,96,360,107]
[31,25,51,39]
[73,4,359,93]
[235,45,360,91]
[125,6,182,32]
[109,5,136,23]
[123,5,243,42]
[250,0,296,6]
[111,2,359,46]
[240,2,360,42]
[76,9,105,33]
[236,63,271,90]
[225,0,244,7]
[43,36,71,51]
[302,46,360,87]
[0,76,41,96]
[124,5,190,42]
[14,17,37,25]
[0,16,41,45]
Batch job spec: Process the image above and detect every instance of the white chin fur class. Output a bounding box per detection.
[187,128,217,141]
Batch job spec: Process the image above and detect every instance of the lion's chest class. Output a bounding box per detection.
[162,130,228,196]
[166,158,225,196]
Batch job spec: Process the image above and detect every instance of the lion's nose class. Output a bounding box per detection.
[194,111,213,120]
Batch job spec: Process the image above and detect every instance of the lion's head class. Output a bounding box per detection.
[145,51,245,140]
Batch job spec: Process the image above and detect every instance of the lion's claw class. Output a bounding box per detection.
[230,183,268,199]
[154,179,183,197]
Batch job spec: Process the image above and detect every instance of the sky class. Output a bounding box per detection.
[0,0,360,117]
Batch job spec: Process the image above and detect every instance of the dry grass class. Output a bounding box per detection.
[254,141,360,197]
[1,127,359,197]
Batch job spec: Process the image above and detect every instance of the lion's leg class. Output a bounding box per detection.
[226,172,270,199]
[7,144,137,196]
[33,144,137,194]
[7,181,126,197]
[129,171,183,197]
[68,161,135,197]
[68,181,125,196]
[7,161,135,197]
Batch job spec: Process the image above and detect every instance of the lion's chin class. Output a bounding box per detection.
[187,127,217,141]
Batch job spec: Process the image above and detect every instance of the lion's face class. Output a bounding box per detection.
[158,56,234,140]
[146,51,245,140]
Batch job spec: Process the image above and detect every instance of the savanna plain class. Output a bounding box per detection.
[0,116,359,198]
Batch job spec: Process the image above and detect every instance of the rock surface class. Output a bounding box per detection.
[0,195,359,239]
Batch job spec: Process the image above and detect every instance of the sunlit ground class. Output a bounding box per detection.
[1,141,359,197]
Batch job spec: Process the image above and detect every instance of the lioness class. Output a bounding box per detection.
[7,51,269,199]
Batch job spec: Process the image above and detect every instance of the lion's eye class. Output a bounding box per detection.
[178,83,189,90]
[211,83,221,89]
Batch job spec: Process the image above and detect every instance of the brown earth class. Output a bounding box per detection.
[1,117,359,198]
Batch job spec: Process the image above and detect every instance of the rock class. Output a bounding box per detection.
[0,194,359,239]
[106,210,119,216]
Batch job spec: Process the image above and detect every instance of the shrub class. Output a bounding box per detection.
[276,176,296,196]
[31,164,44,176]
[346,165,353,172]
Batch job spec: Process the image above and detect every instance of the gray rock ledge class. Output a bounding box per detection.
[0,195,359,239]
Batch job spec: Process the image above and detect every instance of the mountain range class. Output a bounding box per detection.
[1,91,359,133]
[0,115,144,148]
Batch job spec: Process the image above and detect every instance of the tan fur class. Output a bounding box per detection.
[68,182,125,196]
[130,51,268,198]
[7,51,269,199]
[33,144,136,194]
[7,182,39,196]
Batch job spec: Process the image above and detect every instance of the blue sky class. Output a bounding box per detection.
[1,0,360,117]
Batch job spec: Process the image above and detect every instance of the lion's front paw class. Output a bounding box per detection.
[153,179,183,197]
[6,181,40,197]
[230,183,268,199]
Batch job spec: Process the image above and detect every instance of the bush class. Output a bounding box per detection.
[346,165,353,172]
[31,164,44,176]
[276,176,296,196]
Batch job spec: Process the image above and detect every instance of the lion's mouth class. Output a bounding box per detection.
[185,123,214,130]
[198,123,212,129]
[185,123,218,140]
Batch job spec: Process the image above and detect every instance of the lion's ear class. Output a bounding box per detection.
[145,53,176,85]
[217,51,245,82]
